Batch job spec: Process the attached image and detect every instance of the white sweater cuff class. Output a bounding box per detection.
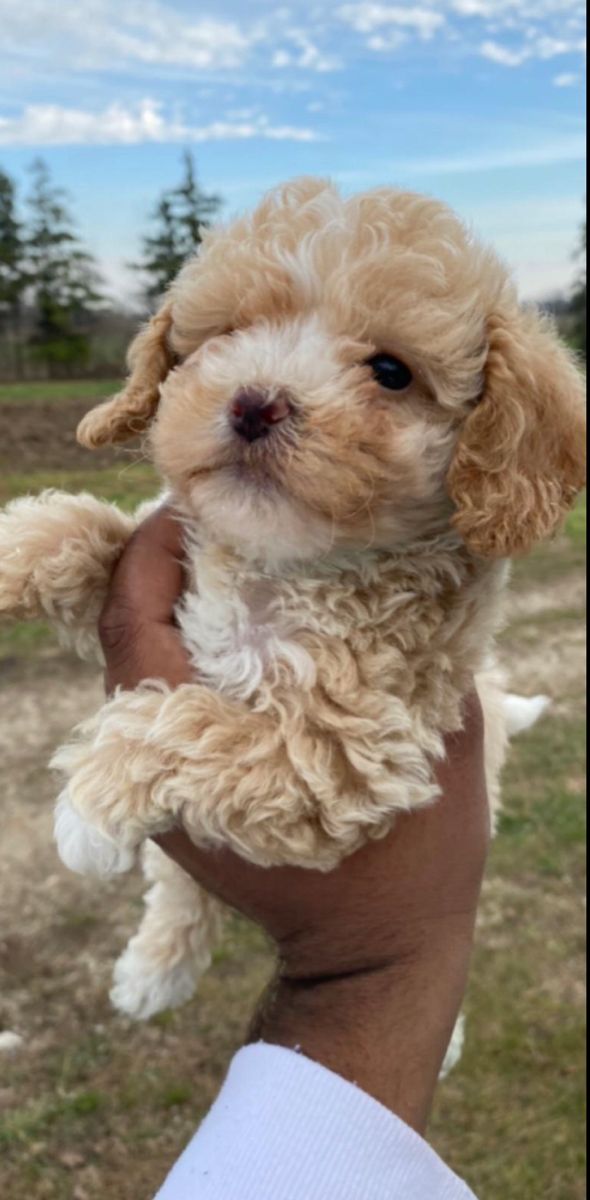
[154,1043,477,1199]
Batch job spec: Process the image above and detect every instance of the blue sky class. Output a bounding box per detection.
[1,0,586,306]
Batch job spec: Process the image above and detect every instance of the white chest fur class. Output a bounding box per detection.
[175,543,317,701]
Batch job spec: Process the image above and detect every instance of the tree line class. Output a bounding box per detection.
[0,152,220,378]
[0,152,586,379]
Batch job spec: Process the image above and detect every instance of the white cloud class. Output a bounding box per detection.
[0,0,343,78]
[339,4,445,39]
[480,40,529,65]
[480,30,586,67]
[452,0,586,19]
[284,31,341,72]
[367,31,407,51]
[0,0,586,86]
[272,50,292,67]
[0,99,323,146]
[0,0,260,71]
[269,26,342,73]
[553,72,581,86]
[226,107,260,121]
[451,0,496,13]
[535,34,586,58]
[338,0,587,67]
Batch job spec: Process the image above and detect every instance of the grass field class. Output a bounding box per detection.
[0,379,586,1200]
[0,380,121,405]
[0,466,157,510]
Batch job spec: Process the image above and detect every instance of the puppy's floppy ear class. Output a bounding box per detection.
[77,299,174,448]
[448,309,586,557]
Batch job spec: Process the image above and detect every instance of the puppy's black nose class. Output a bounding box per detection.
[230,388,292,443]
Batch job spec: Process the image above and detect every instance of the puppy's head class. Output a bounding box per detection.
[78,177,586,562]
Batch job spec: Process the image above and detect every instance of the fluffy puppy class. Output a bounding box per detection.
[0,178,585,1025]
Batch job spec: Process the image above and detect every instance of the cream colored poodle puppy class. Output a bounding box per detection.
[0,178,585,1024]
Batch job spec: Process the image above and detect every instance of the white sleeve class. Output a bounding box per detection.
[154,1043,477,1200]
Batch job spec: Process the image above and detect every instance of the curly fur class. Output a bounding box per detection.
[0,492,134,659]
[449,310,586,556]
[0,177,585,1024]
[77,301,175,449]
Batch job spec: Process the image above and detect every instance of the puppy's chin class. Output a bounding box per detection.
[182,472,453,566]
[186,475,335,564]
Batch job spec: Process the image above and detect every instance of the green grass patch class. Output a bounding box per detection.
[56,908,102,937]
[157,1083,193,1109]
[431,707,586,1199]
[150,1009,179,1030]
[0,379,121,405]
[0,1090,107,1148]
[0,618,57,660]
[502,607,586,641]
[434,989,586,1198]
[493,715,586,881]
[565,494,587,548]
[512,493,586,587]
[0,464,157,509]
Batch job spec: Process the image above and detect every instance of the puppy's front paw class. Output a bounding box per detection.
[54,793,136,877]
[0,506,33,617]
[110,943,199,1020]
[0,493,74,617]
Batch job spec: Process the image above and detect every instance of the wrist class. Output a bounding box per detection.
[249,914,476,1134]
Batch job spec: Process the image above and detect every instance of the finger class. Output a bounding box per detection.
[103,624,194,693]
[435,689,487,812]
[100,506,194,692]
[107,505,186,626]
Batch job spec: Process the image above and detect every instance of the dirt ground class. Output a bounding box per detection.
[0,388,586,1200]
[0,399,140,473]
[0,653,274,1200]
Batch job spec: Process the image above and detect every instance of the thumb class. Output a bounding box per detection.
[100,506,194,692]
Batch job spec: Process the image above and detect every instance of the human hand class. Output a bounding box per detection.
[100,506,490,1132]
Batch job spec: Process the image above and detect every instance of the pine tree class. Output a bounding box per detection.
[137,194,184,305]
[26,158,104,376]
[0,168,28,375]
[135,151,221,305]
[174,151,220,260]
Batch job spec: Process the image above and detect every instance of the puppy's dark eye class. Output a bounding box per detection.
[367,353,413,391]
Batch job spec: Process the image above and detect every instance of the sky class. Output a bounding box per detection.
[0,0,586,306]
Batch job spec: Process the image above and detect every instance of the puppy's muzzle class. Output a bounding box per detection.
[230,388,293,443]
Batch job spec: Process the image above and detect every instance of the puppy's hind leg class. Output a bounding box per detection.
[503,692,551,736]
[477,664,551,832]
[110,842,224,1021]
[439,1013,465,1080]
